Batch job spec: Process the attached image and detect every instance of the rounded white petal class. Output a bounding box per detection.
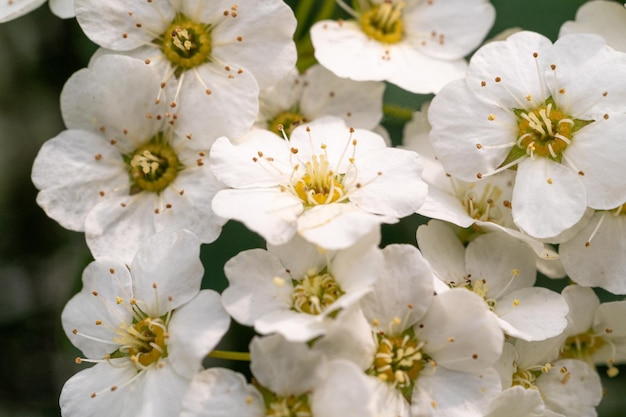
[222,248,294,326]
[561,285,599,336]
[179,368,265,417]
[559,0,626,52]
[49,0,74,18]
[0,0,45,23]
[484,386,546,417]
[535,359,602,417]
[167,290,230,379]
[416,220,466,286]
[75,1,174,50]
[494,287,569,341]
[32,129,127,231]
[560,212,626,294]
[418,288,504,372]
[61,260,133,358]
[512,157,586,239]
[266,233,327,280]
[129,230,203,315]
[249,334,326,396]
[212,188,302,245]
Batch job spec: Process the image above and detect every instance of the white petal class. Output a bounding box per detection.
[167,290,230,379]
[249,334,326,396]
[560,285,599,336]
[418,289,503,372]
[311,20,395,82]
[0,0,45,23]
[179,368,265,417]
[417,187,475,229]
[412,367,502,417]
[212,188,302,245]
[484,386,546,417]
[495,287,569,341]
[560,213,626,294]
[559,0,626,52]
[61,260,133,358]
[75,1,174,50]
[129,230,203,315]
[222,248,293,326]
[361,244,434,332]
[535,359,602,417]
[512,157,586,239]
[267,233,327,280]
[416,220,466,286]
[49,0,74,18]
[254,309,328,342]
[32,129,127,231]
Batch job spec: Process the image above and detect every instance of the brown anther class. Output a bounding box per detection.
[237,36,243,42]
[144,59,151,65]
[94,154,102,161]
[533,52,538,58]
[165,203,172,209]
[476,143,483,149]
[154,208,160,214]
[481,81,486,87]
[495,76,501,82]
[122,33,128,39]
[551,64,556,70]
[92,291,98,296]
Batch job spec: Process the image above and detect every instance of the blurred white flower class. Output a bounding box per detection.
[32,54,226,263]
[310,0,495,94]
[0,0,73,22]
[59,230,230,417]
[560,0,626,52]
[428,31,626,239]
[210,116,427,249]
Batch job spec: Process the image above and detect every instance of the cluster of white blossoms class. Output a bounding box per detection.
[7,0,626,415]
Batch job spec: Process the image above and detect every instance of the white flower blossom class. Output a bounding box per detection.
[74,0,297,138]
[0,0,73,22]
[428,31,626,239]
[417,220,569,341]
[221,231,383,342]
[32,54,226,263]
[209,116,427,249]
[310,0,495,94]
[560,0,626,52]
[59,230,230,417]
[257,64,385,135]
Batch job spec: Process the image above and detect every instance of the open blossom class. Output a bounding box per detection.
[428,31,626,239]
[256,64,385,135]
[560,0,626,52]
[209,116,427,249]
[59,230,230,417]
[180,334,382,417]
[31,54,226,263]
[75,0,296,138]
[310,0,495,94]
[417,220,569,341]
[0,0,73,22]
[221,231,382,342]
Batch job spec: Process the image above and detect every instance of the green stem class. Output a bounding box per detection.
[383,103,415,122]
[207,350,251,361]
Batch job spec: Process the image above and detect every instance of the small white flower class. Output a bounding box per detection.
[75,0,297,138]
[417,220,569,341]
[560,203,626,294]
[0,0,73,22]
[59,230,231,417]
[32,54,226,263]
[257,64,385,135]
[428,31,626,239]
[209,116,427,249]
[310,0,495,94]
[560,0,626,52]
[221,231,383,342]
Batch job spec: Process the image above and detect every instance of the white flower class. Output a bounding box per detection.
[209,116,427,249]
[560,0,626,52]
[559,285,626,377]
[312,244,504,416]
[180,334,382,417]
[0,0,73,21]
[31,54,226,263]
[404,106,563,266]
[221,231,383,342]
[257,64,385,135]
[559,204,626,294]
[75,0,297,138]
[59,230,231,417]
[417,220,569,341]
[310,0,495,94]
[428,31,626,239]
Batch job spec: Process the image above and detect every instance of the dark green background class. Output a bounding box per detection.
[0,0,622,416]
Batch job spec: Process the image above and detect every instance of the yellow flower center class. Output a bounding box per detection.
[292,271,344,315]
[113,317,168,368]
[294,155,346,206]
[159,14,212,70]
[360,0,405,44]
[368,331,424,400]
[128,133,180,194]
[265,395,312,417]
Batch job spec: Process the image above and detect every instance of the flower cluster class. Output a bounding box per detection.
[8,0,626,416]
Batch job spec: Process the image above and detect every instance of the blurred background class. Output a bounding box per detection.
[0,0,624,415]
